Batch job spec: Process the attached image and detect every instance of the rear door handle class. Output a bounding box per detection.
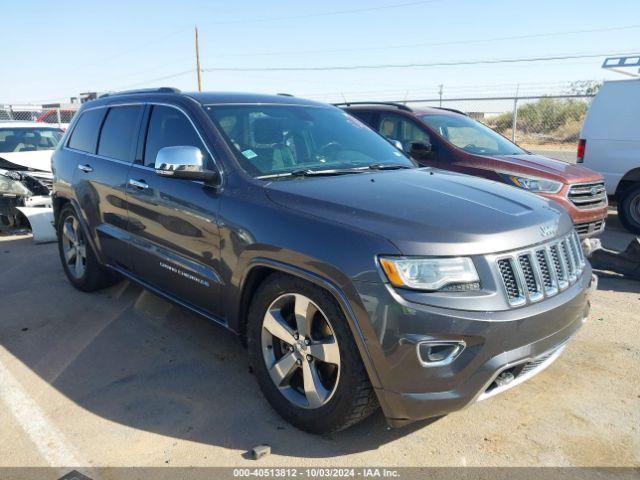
[128,178,149,190]
[78,164,93,173]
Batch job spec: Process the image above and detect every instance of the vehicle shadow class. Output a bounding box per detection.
[0,237,437,459]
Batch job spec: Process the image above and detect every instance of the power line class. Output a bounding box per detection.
[202,24,640,59]
[199,0,446,26]
[202,50,640,72]
[79,0,446,69]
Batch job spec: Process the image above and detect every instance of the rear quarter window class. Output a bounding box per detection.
[67,108,106,153]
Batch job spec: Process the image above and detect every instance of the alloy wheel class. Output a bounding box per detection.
[260,293,341,409]
[61,215,87,279]
[630,192,640,225]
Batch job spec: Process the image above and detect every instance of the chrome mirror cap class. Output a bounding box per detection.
[154,146,218,182]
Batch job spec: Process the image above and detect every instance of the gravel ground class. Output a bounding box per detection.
[0,216,638,468]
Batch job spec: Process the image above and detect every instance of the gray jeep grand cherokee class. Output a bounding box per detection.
[52,88,596,434]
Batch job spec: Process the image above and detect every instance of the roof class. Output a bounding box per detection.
[98,88,330,108]
[340,102,464,116]
[184,91,329,107]
[0,121,62,129]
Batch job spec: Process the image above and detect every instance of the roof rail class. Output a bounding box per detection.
[277,92,294,97]
[102,87,181,98]
[432,106,467,116]
[333,101,412,112]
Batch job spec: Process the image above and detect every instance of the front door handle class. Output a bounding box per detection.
[78,164,93,173]
[128,178,149,190]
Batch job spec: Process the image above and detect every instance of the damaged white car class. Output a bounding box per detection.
[0,122,62,242]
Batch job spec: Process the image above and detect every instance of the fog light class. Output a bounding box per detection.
[417,341,465,366]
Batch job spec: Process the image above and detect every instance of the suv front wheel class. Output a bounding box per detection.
[247,274,378,434]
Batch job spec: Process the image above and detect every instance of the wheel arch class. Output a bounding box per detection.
[615,167,640,196]
[234,257,383,389]
[53,195,106,265]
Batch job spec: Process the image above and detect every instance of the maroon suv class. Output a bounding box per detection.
[341,102,608,238]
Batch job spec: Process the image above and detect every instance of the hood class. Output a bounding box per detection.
[0,150,53,173]
[490,153,602,183]
[265,168,573,256]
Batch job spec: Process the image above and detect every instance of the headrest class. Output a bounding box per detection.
[253,117,283,145]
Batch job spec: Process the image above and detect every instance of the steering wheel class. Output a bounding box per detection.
[317,141,342,160]
[463,143,480,152]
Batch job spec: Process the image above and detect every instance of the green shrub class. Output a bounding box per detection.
[487,98,589,140]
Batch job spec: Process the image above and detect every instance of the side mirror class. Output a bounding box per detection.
[386,137,403,151]
[155,146,219,183]
[409,140,432,159]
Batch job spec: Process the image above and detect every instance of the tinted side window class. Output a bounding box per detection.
[143,105,205,167]
[348,110,374,126]
[67,108,105,153]
[97,106,142,161]
[379,113,430,151]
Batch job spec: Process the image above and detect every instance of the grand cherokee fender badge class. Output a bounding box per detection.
[159,262,210,287]
[539,221,559,238]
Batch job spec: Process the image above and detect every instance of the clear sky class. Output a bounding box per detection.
[2,0,639,105]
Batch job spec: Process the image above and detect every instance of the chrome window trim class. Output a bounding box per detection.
[63,101,224,183]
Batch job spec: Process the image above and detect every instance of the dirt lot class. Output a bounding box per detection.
[0,212,638,468]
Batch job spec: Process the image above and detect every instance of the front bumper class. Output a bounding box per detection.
[353,269,595,427]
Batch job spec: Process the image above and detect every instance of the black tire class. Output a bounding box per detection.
[57,204,119,292]
[617,183,640,235]
[247,273,378,434]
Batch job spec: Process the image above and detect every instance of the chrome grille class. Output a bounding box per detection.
[567,181,607,210]
[495,231,585,307]
[574,219,605,237]
[497,258,521,302]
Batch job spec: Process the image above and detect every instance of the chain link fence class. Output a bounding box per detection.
[0,105,79,128]
[399,94,594,163]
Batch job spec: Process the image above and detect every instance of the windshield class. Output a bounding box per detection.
[420,114,525,156]
[0,127,63,153]
[206,105,414,177]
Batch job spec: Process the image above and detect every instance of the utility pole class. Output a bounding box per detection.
[438,84,443,107]
[511,84,520,143]
[195,26,202,92]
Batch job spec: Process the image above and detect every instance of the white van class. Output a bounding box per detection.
[579,79,640,234]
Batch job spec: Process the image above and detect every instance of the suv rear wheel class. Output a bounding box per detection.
[247,273,378,434]
[57,205,119,291]
[617,183,640,234]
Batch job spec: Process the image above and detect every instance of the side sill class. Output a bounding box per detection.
[109,264,232,332]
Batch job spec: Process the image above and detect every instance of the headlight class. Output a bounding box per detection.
[500,174,563,193]
[379,256,479,291]
[0,176,30,196]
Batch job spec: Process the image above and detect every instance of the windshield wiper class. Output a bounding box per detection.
[289,168,367,177]
[367,163,413,170]
[257,164,410,180]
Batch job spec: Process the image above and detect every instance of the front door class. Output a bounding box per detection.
[126,104,223,319]
[376,112,441,168]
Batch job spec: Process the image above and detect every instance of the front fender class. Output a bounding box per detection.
[232,256,384,391]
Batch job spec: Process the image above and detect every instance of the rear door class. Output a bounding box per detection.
[126,104,223,319]
[69,105,143,270]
